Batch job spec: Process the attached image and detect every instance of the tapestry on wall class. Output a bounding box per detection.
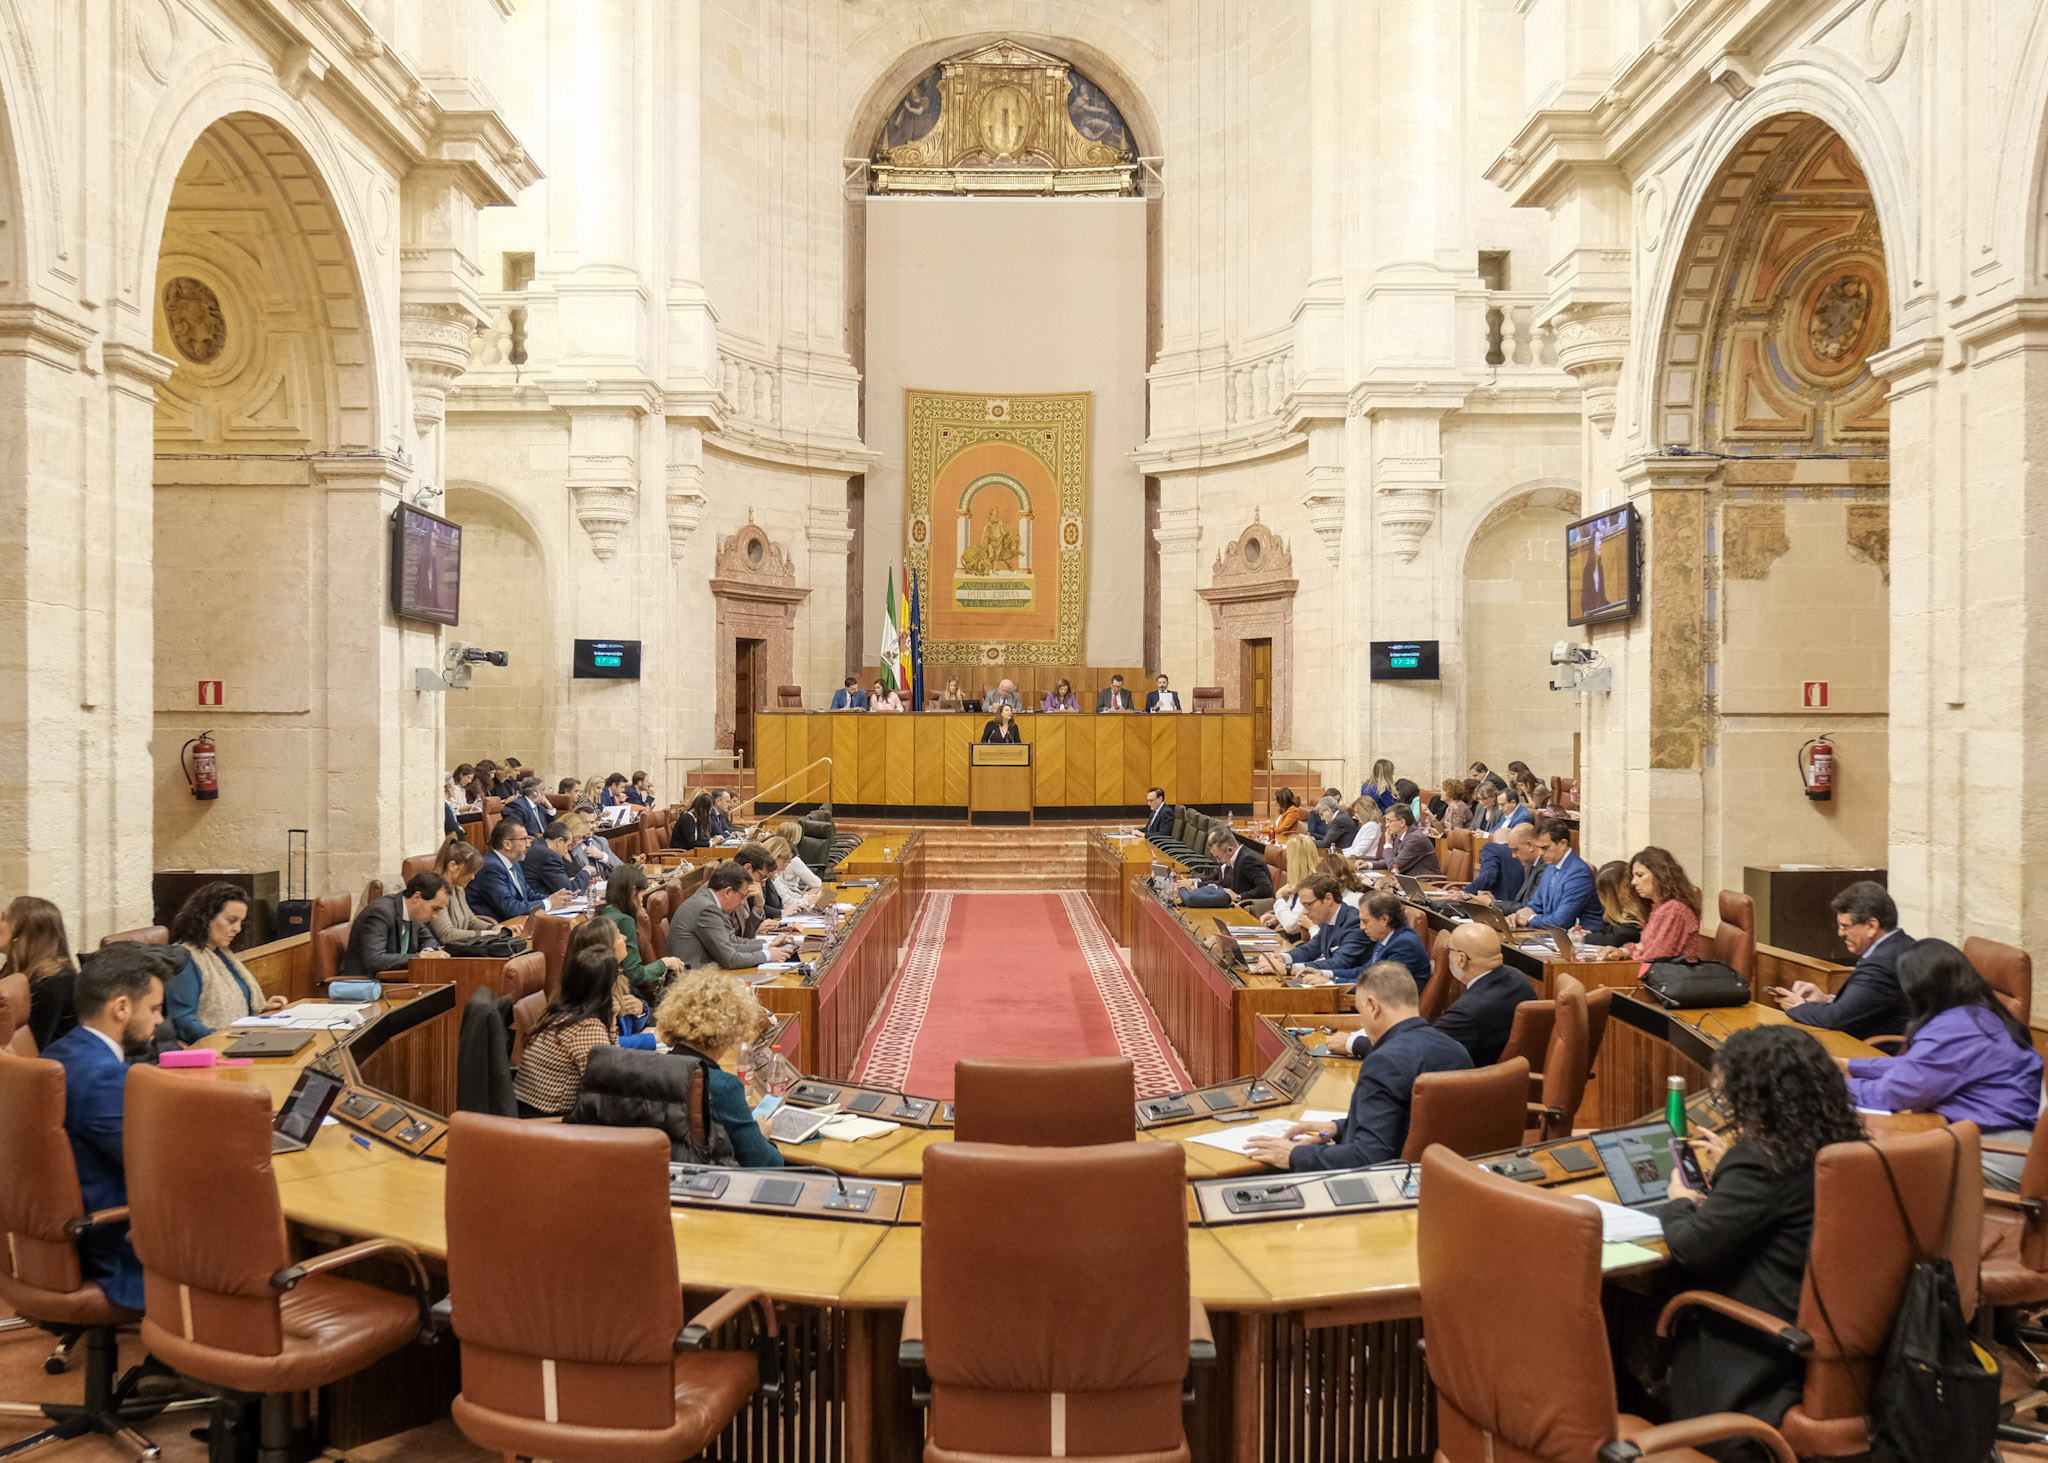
[903,389,1089,666]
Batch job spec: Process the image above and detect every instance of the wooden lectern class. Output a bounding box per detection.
[969,743,1033,825]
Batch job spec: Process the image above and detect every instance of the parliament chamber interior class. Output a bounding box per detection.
[6,2,2048,1461]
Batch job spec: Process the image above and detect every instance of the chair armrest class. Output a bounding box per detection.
[1985,1189,2047,1218]
[1598,1414,1795,1463]
[1863,1034,1906,1054]
[898,1297,925,1367]
[676,1286,777,1350]
[64,1205,130,1237]
[1983,1140,2034,1157]
[1188,1299,1215,1364]
[273,1237,429,1298]
[1656,1291,1811,1353]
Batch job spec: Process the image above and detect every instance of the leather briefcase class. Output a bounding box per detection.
[1640,957,1750,1009]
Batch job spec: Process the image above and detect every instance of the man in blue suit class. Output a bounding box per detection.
[503,777,550,838]
[1330,892,1432,989]
[470,818,571,922]
[828,677,868,711]
[1772,880,1911,1040]
[41,945,175,1311]
[1511,818,1602,931]
[1257,876,1371,978]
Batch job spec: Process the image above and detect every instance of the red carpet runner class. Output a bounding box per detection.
[852,892,1189,1100]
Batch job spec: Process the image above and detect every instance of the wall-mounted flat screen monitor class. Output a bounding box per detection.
[1565,504,1642,626]
[1370,641,1440,681]
[389,504,461,627]
[574,639,642,680]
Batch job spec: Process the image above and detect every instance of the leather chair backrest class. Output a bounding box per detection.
[545,794,573,812]
[497,952,547,1003]
[1191,686,1224,713]
[645,886,672,927]
[634,903,661,966]
[1441,848,1473,886]
[777,685,803,708]
[445,1115,685,1431]
[0,971,28,1048]
[1538,976,1589,1124]
[1498,1000,1554,1075]
[1794,1124,1984,1426]
[98,925,169,948]
[1583,986,1614,1069]
[1261,841,1287,870]
[1447,829,1473,854]
[921,1142,1190,1460]
[1717,889,1755,938]
[1964,936,2033,1025]
[1418,1145,1617,1463]
[527,913,571,1000]
[0,1053,89,1300]
[1418,932,1458,1025]
[400,854,434,883]
[510,991,547,1067]
[1403,1058,1531,1161]
[1710,920,1756,983]
[124,1064,292,1356]
[311,892,351,932]
[1404,905,1430,938]
[952,1058,1136,1147]
[361,879,386,913]
[312,922,350,987]
[1170,806,1188,845]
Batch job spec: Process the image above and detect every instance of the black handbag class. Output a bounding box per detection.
[443,932,528,959]
[1639,957,1749,1008]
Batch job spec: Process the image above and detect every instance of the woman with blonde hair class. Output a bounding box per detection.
[1261,834,1324,936]
[1360,757,1397,813]
[655,970,784,1167]
[1316,852,1368,907]
[4,895,78,1049]
[770,819,824,902]
[762,836,819,913]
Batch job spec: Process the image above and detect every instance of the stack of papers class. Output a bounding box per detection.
[1187,1118,1299,1155]
[817,1113,894,1142]
[232,1002,367,1030]
[1573,1195,1665,1242]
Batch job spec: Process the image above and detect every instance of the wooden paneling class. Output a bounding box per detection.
[1222,716,1253,803]
[806,718,834,802]
[1179,719,1205,802]
[754,712,787,802]
[1035,716,1067,804]
[942,718,973,805]
[831,716,861,804]
[1149,719,1177,800]
[882,717,915,806]
[1065,720,1095,807]
[912,716,948,805]
[1095,718,1126,804]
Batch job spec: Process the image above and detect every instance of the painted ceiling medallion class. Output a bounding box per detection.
[1798,267,1881,377]
[163,276,226,364]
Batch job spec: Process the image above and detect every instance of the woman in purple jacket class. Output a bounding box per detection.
[1841,937,2043,1189]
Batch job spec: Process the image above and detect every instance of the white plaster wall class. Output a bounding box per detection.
[1463,502,1578,777]
[443,487,559,774]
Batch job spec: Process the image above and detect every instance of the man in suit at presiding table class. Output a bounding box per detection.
[42,944,175,1310]
[829,677,868,710]
[341,873,452,977]
[1098,673,1136,712]
[666,862,797,969]
[1145,674,1181,712]
[1770,880,1911,1040]
[1246,962,1471,1170]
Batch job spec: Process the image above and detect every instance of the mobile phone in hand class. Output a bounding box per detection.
[1669,1136,1708,1191]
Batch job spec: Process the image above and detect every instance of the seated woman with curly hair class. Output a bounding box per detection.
[654,969,785,1168]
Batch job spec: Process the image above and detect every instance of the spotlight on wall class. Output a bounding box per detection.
[415,641,510,694]
[1548,642,1610,696]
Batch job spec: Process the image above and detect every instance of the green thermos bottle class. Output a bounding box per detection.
[1666,1074,1688,1137]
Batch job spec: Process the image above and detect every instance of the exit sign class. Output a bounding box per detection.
[198,680,223,707]
[1803,681,1829,709]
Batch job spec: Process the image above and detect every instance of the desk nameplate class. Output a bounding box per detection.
[969,743,1031,767]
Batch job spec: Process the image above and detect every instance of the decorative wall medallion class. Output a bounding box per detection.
[1242,536,1262,568]
[162,277,226,364]
[908,513,931,547]
[712,517,797,585]
[1638,177,1668,252]
[366,182,392,256]
[1866,0,1911,81]
[1799,268,1880,376]
[747,537,765,566]
[978,84,1032,156]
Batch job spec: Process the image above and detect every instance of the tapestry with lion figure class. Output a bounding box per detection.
[903,389,1089,666]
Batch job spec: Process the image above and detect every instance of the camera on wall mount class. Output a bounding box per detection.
[1549,641,1611,695]
[415,641,510,694]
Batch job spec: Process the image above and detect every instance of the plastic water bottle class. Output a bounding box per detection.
[882,845,893,862]
[1666,1074,1688,1138]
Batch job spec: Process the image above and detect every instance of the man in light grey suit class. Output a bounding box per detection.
[665,863,796,969]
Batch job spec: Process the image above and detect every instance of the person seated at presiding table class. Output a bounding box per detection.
[42,944,176,1310]
[4,894,79,1051]
[1260,834,1324,936]
[523,820,589,899]
[600,864,689,1004]
[1839,938,2043,1189]
[341,872,451,978]
[1142,786,1174,838]
[514,943,624,1119]
[1650,1026,1864,1449]
[1771,880,1911,1040]
[1255,875,1368,979]
[1507,818,1601,931]
[1363,803,1440,878]
[471,818,575,923]
[1269,786,1304,839]
[1330,892,1432,990]
[1463,823,1539,907]
[1097,673,1136,712]
[1245,962,1471,1170]
[599,772,633,807]
[829,676,868,710]
[653,969,785,1168]
[665,862,797,969]
[933,675,967,710]
[1588,846,1699,964]
[164,881,287,1041]
[984,679,1023,713]
[670,791,717,852]
[1041,678,1081,712]
[867,678,903,712]
[428,837,515,944]
[1145,674,1180,713]
[981,703,1023,743]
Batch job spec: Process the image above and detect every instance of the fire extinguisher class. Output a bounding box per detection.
[182,731,219,802]
[1798,736,1834,803]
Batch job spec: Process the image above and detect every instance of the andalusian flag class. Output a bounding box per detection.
[879,568,903,693]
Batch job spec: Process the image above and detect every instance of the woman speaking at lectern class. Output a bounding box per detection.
[981,703,1022,743]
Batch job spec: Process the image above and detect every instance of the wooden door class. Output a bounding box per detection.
[734,638,765,767]
[1242,639,1273,769]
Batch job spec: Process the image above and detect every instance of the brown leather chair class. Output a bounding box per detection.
[123,1064,429,1463]
[1441,847,1473,886]
[360,879,386,913]
[1583,985,1615,1069]
[777,685,803,709]
[1417,1145,1795,1462]
[1190,686,1224,713]
[1401,1058,1531,1161]
[0,1054,210,1456]
[97,926,169,949]
[311,921,350,989]
[646,885,674,927]
[952,1058,1137,1147]
[1403,905,1431,939]
[1965,935,2033,1025]
[1979,1120,2048,1372]
[1526,974,1587,1141]
[1496,998,1554,1079]
[908,1142,1209,1462]
[1658,1123,1983,1460]
[1709,890,1756,984]
[1446,829,1473,854]
[635,902,662,966]
[544,793,574,812]
[444,1115,770,1461]
[527,912,572,999]
[310,891,351,934]
[510,991,547,1068]
[1418,931,1458,1025]
[0,971,33,1057]
[399,854,434,883]
[496,951,547,1003]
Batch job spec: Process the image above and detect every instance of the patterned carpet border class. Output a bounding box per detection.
[1058,892,1191,1097]
[850,892,952,1092]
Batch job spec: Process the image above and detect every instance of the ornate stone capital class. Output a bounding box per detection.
[1550,302,1631,434]
[664,423,708,562]
[1301,421,1346,565]
[566,408,641,561]
[1367,410,1447,563]
[401,301,479,434]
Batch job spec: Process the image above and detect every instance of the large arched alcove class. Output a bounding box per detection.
[443,484,559,774]
[1461,486,1581,778]
[1649,114,1892,901]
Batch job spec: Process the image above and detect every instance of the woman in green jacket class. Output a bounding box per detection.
[599,864,685,1000]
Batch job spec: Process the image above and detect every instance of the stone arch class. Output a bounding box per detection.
[2005,5,2048,289]
[1458,478,1582,571]
[443,482,562,774]
[0,0,58,293]
[1461,486,1582,779]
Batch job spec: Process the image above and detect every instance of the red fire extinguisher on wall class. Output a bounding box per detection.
[182,732,219,802]
[1798,736,1834,803]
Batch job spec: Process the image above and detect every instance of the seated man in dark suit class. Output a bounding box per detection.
[1256,875,1370,980]
[1428,923,1536,1066]
[710,789,740,839]
[1142,786,1174,838]
[1771,880,1910,1040]
[828,677,868,711]
[42,944,176,1310]
[1331,892,1432,988]
[469,817,572,922]
[1364,803,1441,877]
[341,872,452,977]
[1144,674,1181,713]
[1315,798,1360,853]
[1245,962,1471,1170]
[1205,828,1274,904]
[1463,824,1542,909]
[1097,674,1136,712]
[664,863,797,968]
[523,820,587,898]
[505,777,551,838]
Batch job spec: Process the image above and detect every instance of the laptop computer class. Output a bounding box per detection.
[223,1029,316,1059]
[1590,1122,1681,1211]
[962,698,984,714]
[1395,874,1431,899]
[1457,901,1514,933]
[270,1067,345,1154]
[1209,921,1250,971]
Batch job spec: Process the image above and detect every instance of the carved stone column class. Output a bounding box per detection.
[1301,421,1347,565]
[401,301,477,437]
[1153,490,1203,682]
[1552,302,1630,436]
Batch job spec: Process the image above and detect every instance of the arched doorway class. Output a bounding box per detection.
[1648,115,1891,902]
[1462,487,1581,778]
[443,485,559,776]
[150,111,391,895]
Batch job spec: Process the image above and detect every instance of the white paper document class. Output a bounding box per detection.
[1186,1118,1301,1156]
[817,1113,895,1142]
[1573,1195,1665,1242]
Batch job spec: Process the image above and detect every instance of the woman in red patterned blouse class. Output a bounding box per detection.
[1621,846,1702,965]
